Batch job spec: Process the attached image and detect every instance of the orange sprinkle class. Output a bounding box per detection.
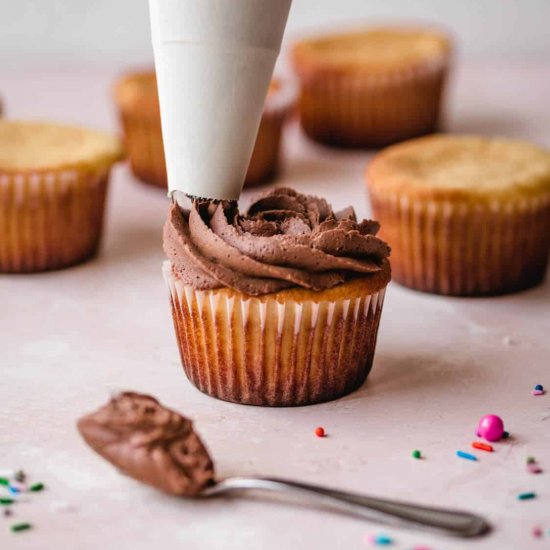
[472,441,493,452]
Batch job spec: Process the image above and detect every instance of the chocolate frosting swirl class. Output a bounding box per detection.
[164,187,390,296]
[77,392,214,496]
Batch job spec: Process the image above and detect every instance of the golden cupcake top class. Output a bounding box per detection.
[367,135,550,200]
[0,120,123,173]
[293,27,451,74]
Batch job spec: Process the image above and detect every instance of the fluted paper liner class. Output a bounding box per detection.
[0,167,111,272]
[369,192,550,295]
[294,55,449,148]
[118,107,167,189]
[163,262,387,407]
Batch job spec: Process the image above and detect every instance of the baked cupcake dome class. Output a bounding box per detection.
[163,188,391,407]
[366,135,550,295]
[0,121,123,273]
[292,26,452,148]
[115,71,294,189]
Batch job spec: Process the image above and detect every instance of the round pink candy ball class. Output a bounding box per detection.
[476,414,505,442]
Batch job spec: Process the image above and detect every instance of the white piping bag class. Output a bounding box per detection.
[148,0,292,200]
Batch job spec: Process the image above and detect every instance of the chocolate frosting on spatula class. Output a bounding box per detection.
[77,392,214,496]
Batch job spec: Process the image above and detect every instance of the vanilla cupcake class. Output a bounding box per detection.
[367,135,550,295]
[0,121,123,272]
[115,71,294,189]
[163,187,391,407]
[292,27,452,148]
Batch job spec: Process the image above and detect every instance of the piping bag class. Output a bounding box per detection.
[148,0,293,202]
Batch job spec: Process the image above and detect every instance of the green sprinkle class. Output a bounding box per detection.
[502,431,510,439]
[527,457,536,464]
[412,450,422,459]
[517,492,536,500]
[11,522,32,533]
[0,498,14,505]
[29,483,44,492]
[0,478,9,486]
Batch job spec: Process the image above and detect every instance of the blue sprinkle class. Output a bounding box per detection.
[8,486,20,494]
[456,450,478,461]
[534,384,543,391]
[373,534,393,545]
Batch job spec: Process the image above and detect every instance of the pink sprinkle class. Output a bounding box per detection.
[532,389,544,396]
[412,546,432,550]
[528,463,543,474]
[533,527,543,538]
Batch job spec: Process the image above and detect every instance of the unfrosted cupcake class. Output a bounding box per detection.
[115,71,294,189]
[163,187,391,407]
[292,26,452,148]
[366,135,550,295]
[0,121,123,272]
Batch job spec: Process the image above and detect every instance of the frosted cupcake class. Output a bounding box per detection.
[0,121,123,272]
[292,26,452,148]
[115,71,294,189]
[366,135,550,295]
[163,187,391,407]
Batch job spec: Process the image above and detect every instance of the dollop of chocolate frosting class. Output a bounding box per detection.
[163,187,390,296]
[77,392,215,496]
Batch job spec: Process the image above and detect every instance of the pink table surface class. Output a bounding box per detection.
[1,61,549,550]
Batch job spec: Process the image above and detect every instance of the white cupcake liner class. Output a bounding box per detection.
[163,261,387,406]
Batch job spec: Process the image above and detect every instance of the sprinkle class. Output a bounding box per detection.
[314,426,325,438]
[368,534,393,545]
[527,462,542,474]
[29,483,44,492]
[502,431,510,439]
[527,456,536,464]
[456,450,477,461]
[3,508,12,517]
[14,471,26,483]
[532,526,543,538]
[9,481,26,493]
[517,492,536,500]
[0,498,14,505]
[412,450,422,459]
[412,546,432,550]
[535,384,544,391]
[0,478,8,486]
[476,414,504,442]
[10,522,32,533]
[472,442,493,452]
[532,389,544,396]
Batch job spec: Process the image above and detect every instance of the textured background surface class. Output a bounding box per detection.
[0,0,549,67]
[1,60,550,549]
